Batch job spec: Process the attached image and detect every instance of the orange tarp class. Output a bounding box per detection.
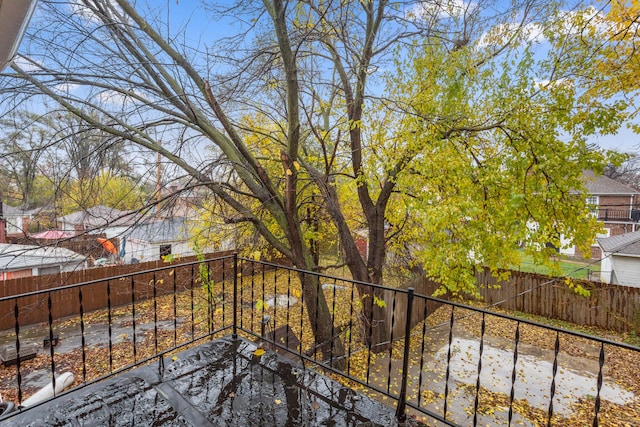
[97,238,117,254]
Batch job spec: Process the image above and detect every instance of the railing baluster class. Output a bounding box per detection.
[107,279,113,373]
[239,256,244,331]
[207,262,213,335]
[593,343,605,427]
[508,322,520,426]
[190,265,195,340]
[443,305,455,420]
[272,267,278,343]
[417,294,428,408]
[299,271,305,357]
[47,292,56,396]
[313,274,320,361]
[261,266,266,336]
[329,277,337,367]
[14,300,23,405]
[396,288,414,421]
[78,287,87,382]
[232,253,238,339]
[173,264,178,347]
[286,269,292,351]
[222,257,226,330]
[153,272,159,356]
[130,277,138,366]
[547,332,561,427]
[472,313,486,427]
[365,285,374,385]
[346,279,356,376]
[250,260,256,333]
[387,292,398,394]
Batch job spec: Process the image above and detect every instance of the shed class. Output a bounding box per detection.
[0,243,87,280]
[598,231,640,286]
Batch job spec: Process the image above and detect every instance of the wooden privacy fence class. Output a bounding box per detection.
[475,268,640,333]
[0,252,234,331]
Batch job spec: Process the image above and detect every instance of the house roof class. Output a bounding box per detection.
[57,205,138,229]
[582,170,639,196]
[128,217,190,244]
[0,243,87,272]
[30,230,75,240]
[0,1,38,70]
[598,230,640,257]
[1,202,38,218]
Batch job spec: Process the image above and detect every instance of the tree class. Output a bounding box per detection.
[0,111,54,207]
[52,112,134,183]
[605,153,640,190]
[0,0,633,356]
[58,171,147,214]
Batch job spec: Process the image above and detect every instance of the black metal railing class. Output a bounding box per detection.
[0,253,638,426]
[594,207,640,222]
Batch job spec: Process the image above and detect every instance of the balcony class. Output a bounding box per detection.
[595,207,640,222]
[0,254,638,426]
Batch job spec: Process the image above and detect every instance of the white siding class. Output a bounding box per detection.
[610,256,640,287]
[600,254,613,283]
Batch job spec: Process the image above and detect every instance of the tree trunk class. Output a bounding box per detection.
[298,271,346,370]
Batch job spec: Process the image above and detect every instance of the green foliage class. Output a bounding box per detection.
[380,7,624,296]
[59,171,146,214]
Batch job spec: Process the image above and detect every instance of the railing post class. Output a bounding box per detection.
[396,287,414,421]
[232,252,238,340]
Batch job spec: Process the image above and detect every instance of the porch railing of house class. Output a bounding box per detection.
[0,253,638,426]
[595,207,640,222]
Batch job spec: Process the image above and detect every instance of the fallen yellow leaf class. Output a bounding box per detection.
[254,348,265,356]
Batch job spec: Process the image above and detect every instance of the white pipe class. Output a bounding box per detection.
[22,372,75,407]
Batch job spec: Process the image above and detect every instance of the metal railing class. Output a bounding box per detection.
[594,207,640,222]
[0,253,638,426]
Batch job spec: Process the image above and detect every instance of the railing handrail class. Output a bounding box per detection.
[242,257,640,352]
[2,253,638,426]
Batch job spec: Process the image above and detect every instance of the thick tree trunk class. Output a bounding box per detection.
[297,271,346,370]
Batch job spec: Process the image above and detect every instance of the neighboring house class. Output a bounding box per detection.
[598,230,640,286]
[0,243,87,280]
[1,203,38,237]
[57,205,139,238]
[560,171,640,258]
[120,217,196,263]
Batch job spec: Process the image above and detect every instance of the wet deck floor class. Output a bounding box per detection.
[2,337,424,426]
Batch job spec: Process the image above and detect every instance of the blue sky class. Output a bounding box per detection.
[141,0,640,154]
[11,0,640,156]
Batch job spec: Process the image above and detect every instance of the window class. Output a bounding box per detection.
[586,195,599,206]
[586,195,599,217]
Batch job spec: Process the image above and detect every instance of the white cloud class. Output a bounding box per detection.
[54,83,80,93]
[476,5,614,50]
[535,78,573,89]
[95,89,137,106]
